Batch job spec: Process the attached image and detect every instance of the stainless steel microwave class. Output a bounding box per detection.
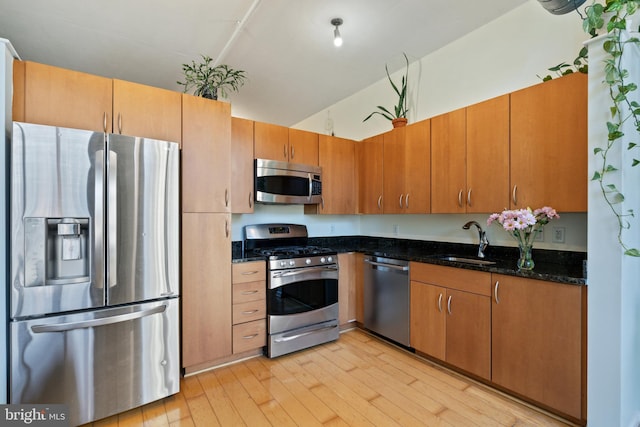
[255,158,322,205]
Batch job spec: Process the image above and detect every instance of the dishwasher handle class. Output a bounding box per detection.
[364,258,409,271]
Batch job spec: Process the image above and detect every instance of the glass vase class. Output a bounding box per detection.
[517,244,535,271]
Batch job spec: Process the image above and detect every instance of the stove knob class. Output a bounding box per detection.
[320,257,326,263]
[289,260,296,267]
[306,258,312,265]
[280,261,286,267]
[327,256,333,263]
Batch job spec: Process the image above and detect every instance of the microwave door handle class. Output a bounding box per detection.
[308,173,312,201]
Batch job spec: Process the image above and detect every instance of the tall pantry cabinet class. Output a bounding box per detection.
[181,94,232,373]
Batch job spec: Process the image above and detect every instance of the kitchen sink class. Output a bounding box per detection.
[436,256,497,266]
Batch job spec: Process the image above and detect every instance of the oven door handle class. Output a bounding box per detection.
[273,266,339,278]
[274,324,338,343]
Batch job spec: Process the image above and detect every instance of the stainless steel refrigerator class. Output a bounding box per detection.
[9,122,180,426]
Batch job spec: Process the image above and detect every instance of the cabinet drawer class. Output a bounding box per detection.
[232,262,266,284]
[232,300,266,324]
[233,320,266,354]
[410,262,491,296]
[233,281,266,304]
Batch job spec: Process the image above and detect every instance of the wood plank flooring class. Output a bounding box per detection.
[87,329,571,427]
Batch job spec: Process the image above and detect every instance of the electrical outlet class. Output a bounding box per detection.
[552,226,566,243]
[329,224,335,234]
[392,224,399,235]
[534,229,544,242]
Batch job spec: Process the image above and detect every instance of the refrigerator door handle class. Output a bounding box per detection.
[95,150,105,290]
[30,305,167,333]
[108,150,118,288]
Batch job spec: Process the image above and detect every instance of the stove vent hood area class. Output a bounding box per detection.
[537,0,586,15]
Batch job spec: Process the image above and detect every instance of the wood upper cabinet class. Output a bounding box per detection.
[231,117,255,213]
[491,274,586,422]
[510,73,587,212]
[410,262,492,380]
[466,95,510,213]
[181,94,231,213]
[13,60,113,132]
[432,95,509,214]
[254,121,319,164]
[289,128,319,165]
[181,213,232,371]
[383,119,431,214]
[305,135,356,214]
[113,79,182,143]
[431,108,466,213]
[357,134,384,214]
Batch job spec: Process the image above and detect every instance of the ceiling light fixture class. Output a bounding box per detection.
[331,18,343,47]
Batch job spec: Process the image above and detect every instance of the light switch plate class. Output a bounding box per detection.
[552,226,566,243]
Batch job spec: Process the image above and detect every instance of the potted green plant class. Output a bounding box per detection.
[177,55,247,100]
[363,53,409,128]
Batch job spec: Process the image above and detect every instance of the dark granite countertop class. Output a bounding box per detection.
[232,236,587,286]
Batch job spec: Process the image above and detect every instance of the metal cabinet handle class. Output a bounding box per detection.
[377,195,382,210]
[399,194,404,208]
[103,112,108,133]
[241,290,259,295]
[405,193,409,209]
[249,191,253,208]
[225,188,229,207]
[512,185,518,206]
[291,145,295,159]
[117,113,122,134]
[225,219,229,238]
[494,280,500,304]
[242,310,259,315]
[458,190,463,208]
[437,293,443,312]
[447,295,452,315]
[321,196,325,210]
[283,144,288,159]
[467,188,472,207]
[241,270,259,276]
[242,334,259,340]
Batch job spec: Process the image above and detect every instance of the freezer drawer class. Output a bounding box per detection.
[10,299,180,426]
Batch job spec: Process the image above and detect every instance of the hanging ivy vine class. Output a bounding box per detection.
[584,0,640,257]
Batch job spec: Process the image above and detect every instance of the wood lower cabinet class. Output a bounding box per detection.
[338,252,357,327]
[231,117,255,213]
[510,72,587,211]
[232,261,267,354]
[491,274,586,422]
[357,134,384,214]
[113,79,182,143]
[182,95,231,213]
[13,60,113,132]
[410,262,491,380]
[181,213,232,371]
[305,135,356,214]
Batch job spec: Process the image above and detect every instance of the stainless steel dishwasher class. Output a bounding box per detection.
[363,256,410,347]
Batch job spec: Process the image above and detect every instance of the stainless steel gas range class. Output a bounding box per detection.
[244,224,339,358]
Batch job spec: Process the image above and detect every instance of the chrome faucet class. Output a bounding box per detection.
[463,221,489,258]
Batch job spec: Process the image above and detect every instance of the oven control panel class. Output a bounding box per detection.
[270,255,336,270]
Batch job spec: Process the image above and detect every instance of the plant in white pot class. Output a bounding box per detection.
[363,53,409,128]
[177,55,247,100]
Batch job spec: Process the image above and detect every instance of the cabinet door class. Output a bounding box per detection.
[254,121,289,161]
[466,95,509,213]
[357,135,384,214]
[14,61,112,132]
[181,213,232,369]
[492,274,585,420]
[338,253,357,326]
[231,117,255,213]
[383,128,405,214]
[445,289,491,380]
[314,135,356,214]
[289,128,319,165]
[182,95,231,213]
[410,281,446,360]
[510,73,587,211]
[404,119,431,213]
[113,79,182,143]
[431,108,466,213]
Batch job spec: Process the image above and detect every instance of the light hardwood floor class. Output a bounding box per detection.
[88,329,571,427]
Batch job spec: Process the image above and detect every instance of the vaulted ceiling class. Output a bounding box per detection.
[0,0,529,126]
